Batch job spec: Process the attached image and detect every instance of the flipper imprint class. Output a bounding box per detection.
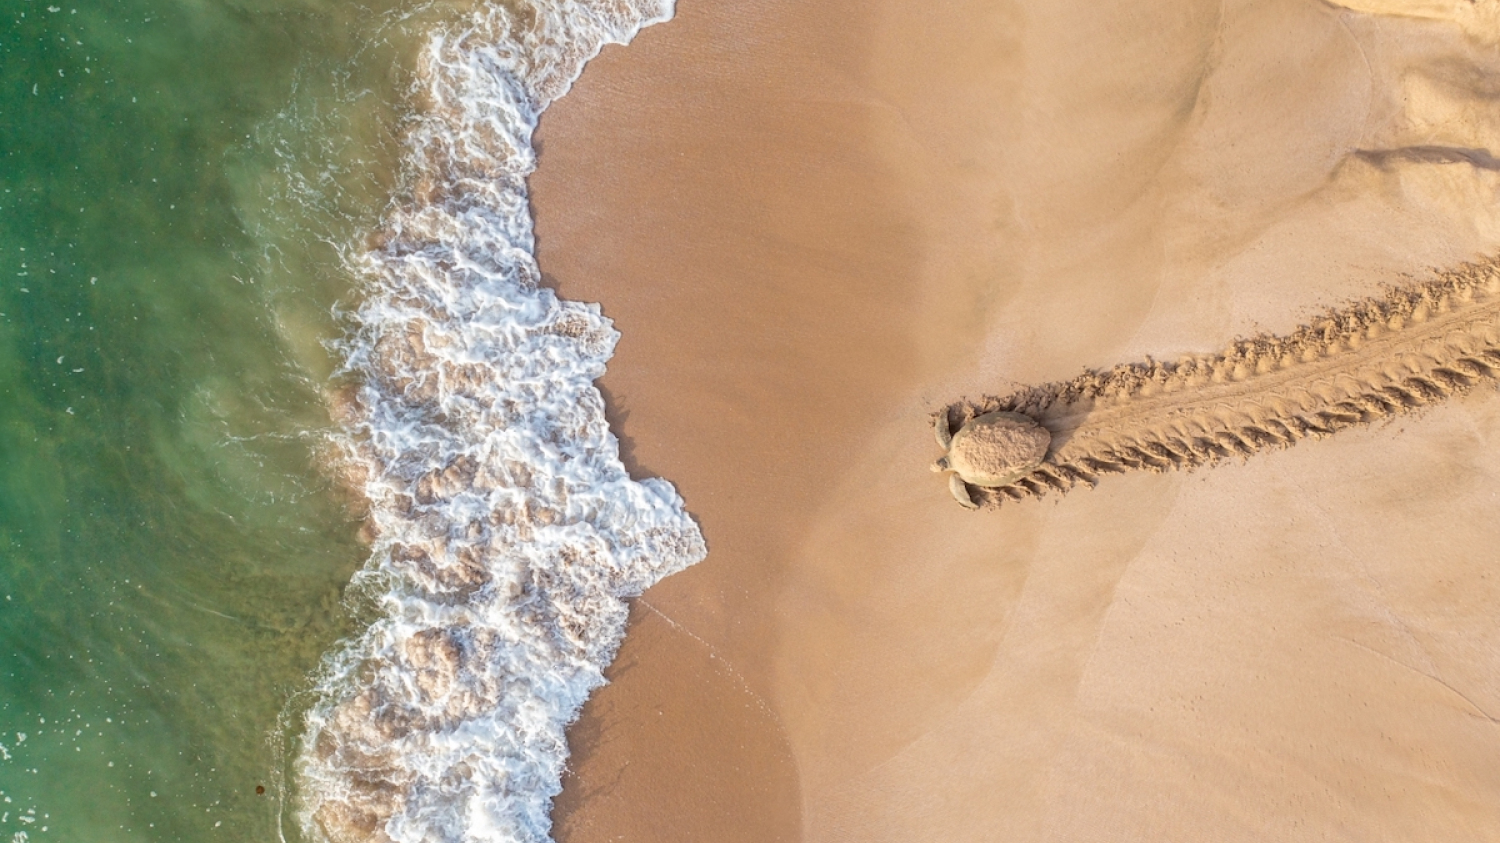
[937,257,1500,508]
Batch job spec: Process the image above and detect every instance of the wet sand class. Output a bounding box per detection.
[532,0,1500,839]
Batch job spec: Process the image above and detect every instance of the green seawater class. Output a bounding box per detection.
[0,0,443,837]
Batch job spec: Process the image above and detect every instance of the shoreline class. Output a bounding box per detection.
[293,3,712,841]
[535,0,922,836]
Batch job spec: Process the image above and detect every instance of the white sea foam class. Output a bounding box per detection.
[294,2,705,841]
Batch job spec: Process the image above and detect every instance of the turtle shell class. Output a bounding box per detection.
[947,411,1050,487]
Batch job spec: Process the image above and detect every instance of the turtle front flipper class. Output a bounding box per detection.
[934,413,953,450]
[949,473,979,510]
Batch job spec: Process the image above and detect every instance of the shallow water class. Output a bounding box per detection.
[0,0,433,837]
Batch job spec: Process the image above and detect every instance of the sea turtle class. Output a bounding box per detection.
[932,411,1052,509]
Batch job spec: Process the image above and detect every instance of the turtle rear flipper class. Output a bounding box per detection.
[949,473,978,510]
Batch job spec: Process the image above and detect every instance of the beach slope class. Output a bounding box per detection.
[534,0,1500,838]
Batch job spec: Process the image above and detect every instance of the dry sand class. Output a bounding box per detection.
[531,0,1500,839]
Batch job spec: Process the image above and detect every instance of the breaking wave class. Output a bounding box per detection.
[294,2,705,841]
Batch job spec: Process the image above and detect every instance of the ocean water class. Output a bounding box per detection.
[0,0,700,840]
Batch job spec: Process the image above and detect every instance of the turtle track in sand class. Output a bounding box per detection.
[938,256,1500,508]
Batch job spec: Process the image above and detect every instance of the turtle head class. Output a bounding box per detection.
[931,456,951,473]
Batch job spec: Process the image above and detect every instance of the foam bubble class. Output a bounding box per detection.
[294,2,704,841]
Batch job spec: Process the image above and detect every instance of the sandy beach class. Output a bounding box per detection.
[532,0,1500,839]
